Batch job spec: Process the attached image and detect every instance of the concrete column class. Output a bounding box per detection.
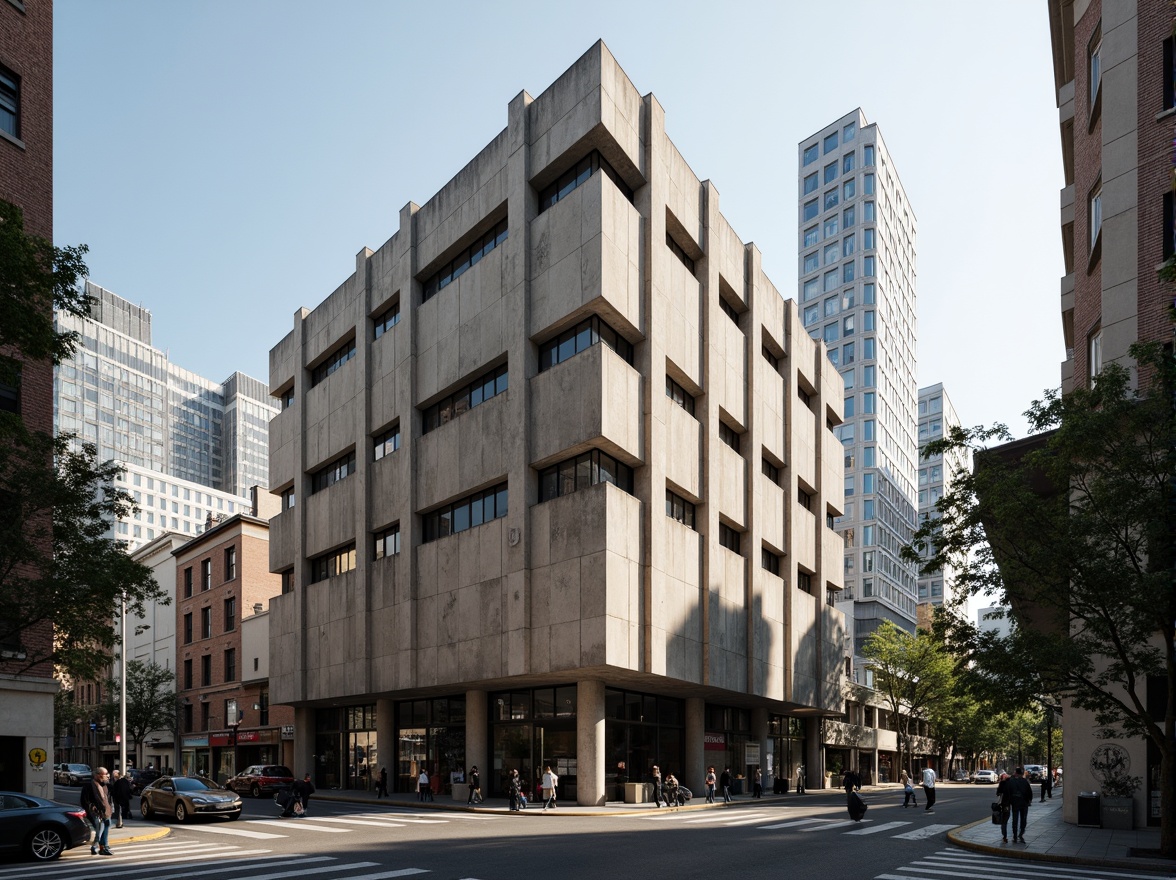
[294,706,315,780]
[751,707,769,789]
[465,690,487,785]
[577,680,605,806]
[376,698,394,789]
[685,696,705,791]
[806,717,823,790]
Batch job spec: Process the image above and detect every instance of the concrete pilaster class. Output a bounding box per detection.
[294,705,315,780]
[376,698,394,787]
[806,717,823,789]
[576,680,605,806]
[685,696,705,790]
[465,690,487,783]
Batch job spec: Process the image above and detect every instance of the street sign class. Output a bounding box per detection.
[28,748,47,767]
[280,724,294,740]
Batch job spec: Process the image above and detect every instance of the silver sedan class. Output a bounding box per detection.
[139,775,242,823]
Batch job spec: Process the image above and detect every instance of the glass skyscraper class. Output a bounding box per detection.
[797,110,920,667]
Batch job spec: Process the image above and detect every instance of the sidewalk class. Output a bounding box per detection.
[948,791,1176,874]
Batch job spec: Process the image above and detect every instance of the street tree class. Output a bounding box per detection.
[861,620,956,778]
[96,660,177,762]
[0,198,164,680]
[907,342,1176,856]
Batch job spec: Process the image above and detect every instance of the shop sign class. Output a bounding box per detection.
[182,735,209,747]
[746,743,760,764]
[281,725,295,740]
[704,732,726,750]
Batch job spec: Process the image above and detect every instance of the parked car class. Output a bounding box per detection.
[951,769,971,782]
[0,791,90,861]
[973,769,999,784]
[53,763,92,786]
[225,764,295,798]
[1024,764,1046,782]
[139,775,242,822]
[126,767,161,795]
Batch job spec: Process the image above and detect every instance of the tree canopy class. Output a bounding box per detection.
[97,660,177,754]
[908,342,1175,855]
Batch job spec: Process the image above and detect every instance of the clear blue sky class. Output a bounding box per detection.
[54,0,1062,442]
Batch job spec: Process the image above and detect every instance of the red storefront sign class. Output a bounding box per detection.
[704,732,727,751]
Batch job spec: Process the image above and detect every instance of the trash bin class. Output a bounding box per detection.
[1077,791,1101,827]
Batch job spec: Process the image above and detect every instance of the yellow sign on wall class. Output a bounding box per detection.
[28,748,47,767]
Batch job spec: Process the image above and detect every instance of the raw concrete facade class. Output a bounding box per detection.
[268,43,846,804]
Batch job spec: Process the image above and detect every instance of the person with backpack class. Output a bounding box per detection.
[1007,767,1034,842]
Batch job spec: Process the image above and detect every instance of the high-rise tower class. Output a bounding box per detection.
[797,110,920,669]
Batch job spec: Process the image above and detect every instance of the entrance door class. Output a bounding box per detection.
[398,728,426,794]
[535,723,576,802]
[492,724,531,797]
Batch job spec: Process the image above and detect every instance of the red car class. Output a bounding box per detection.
[225,765,294,798]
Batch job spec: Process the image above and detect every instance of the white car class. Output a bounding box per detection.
[973,769,999,784]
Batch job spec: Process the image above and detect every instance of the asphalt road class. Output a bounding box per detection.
[21,780,1032,880]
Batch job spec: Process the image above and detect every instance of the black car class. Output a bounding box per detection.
[126,768,161,795]
[0,791,90,861]
[52,763,92,786]
[1025,764,1046,782]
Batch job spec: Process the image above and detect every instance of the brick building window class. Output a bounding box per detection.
[224,597,236,632]
[201,606,211,639]
[224,547,236,581]
[183,613,192,644]
[183,658,192,689]
[183,567,193,598]
[183,703,193,733]
[224,648,236,682]
[201,654,211,687]
[201,559,211,590]
[0,66,18,139]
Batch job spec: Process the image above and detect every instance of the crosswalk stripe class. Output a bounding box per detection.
[800,819,865,832]
[31,848,275,877]
[222,860,381,880]
[684,812,772,824]
[181,823,287,838]
[135,854,331,880]
[247,819,353,832]
[758,818,832,830]
[889,824,956,840]
[303,816,409,828]
[722,814,786,827]
[319,872,429,880]
[903,856,1175,879]
[845,821,912,835]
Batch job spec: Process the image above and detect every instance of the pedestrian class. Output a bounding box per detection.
[720,767,733,803]
[1039,766,1053,801]
[650,765,663,808]
[921,761,938,813]
[995,771,1012,841]
[541,764,559,811]
[899,769,918,808]
[81,767,113,856]
[753,765,763,798]
[795,763,805,795]
[507,769,521,811]
[418,768,430,802]
[1007,767,1034,842]
[843,766,862,798]
[282,771,315,818]
[109,769,132,828]
[468,765,483,804]
[664,771,680,808]
[705,766,717,803]
[376,766,388,799]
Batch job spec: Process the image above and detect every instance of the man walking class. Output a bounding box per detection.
[110,769,132,828]
[541,764,558,811]
[795,763,805,795]
[921,761,938,813]
[81,767,113,856]
[1039,766,1053,801]
[720,767,733,803]
[1008,766,1034,842]
[705,766,716,803]
[468,765,482,804]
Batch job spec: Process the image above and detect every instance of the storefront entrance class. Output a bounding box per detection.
[490,687,578,801]
[395,697,466,797]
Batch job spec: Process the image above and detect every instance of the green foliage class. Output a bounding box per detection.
[1101,773,1142,798]
[0,200,90,379]
[861,620,956,774]
[97,660,177,749]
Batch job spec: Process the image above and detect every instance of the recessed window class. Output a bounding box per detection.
[539,150,633,213]
[224,546,236,581]
[311,451,357,493]
[864,201,875,222]
[1089,183,1102,250]
[843,233,855,256]
[281,487,295,509]
[803,172,818,194]
[374,524,401,559]
[802,143,819,166]
[842,262,855,284]
[823,188,839,211]
[1089,29,1102,108]
[762,458,781,486]
[1165,38,1176,110]
[797,571,813,595]
[842,205,855,229]
[762,549,781,576]
[666,232,696,274]
[422,364,508,433]
[374,423,401,460]
[824,161,838,185]
[539,315,633,372]
[803,278,820,301]
[719,422,741,453]
[797,488,813,512]
[422,219,508,302]
[538,450,634,502]
[823,242,839,265]
[843,153,856,174]
[422,483,507,543]
[0,66,17,139]
[183,613,192,645]
[761,345,780,370]
[823,132,838,154]
[310,544,357,583]
[718,523,741,554]
[373,302,400,339]
[666,376,696,417]
[803,251,819,273]
[864,144,875,167]
[224,597,236,632]
[1089,328,1103,379]
[201,606,212,639]
[842,121,856,142]
[201,654,212,687]
[803,304,819,326]
[201,559,212,590]
[310,338,357,387]
[864,173,875,195]
[279,387,295,410]
[803,225,819,247]
[842,179,856,200]
[665,489,696,530]
[183,567,193,598]
[824,216,839,238]
[797,386,812,407]
[183,659,192,689]
[719,296,740,326]
[803,199,818,222]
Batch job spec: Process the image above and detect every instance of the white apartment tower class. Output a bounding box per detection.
[54,282,277,548]
[915,383,967,608]
[797,110,920,663]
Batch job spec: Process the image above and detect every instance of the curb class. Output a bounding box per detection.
[947,819,1176,875]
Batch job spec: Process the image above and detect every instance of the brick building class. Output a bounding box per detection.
[0,0,56,795]
[175,489,292,781]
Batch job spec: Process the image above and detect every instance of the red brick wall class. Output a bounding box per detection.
[0,0,53,683]
[1071,0,1103,386]
[1136,1,1175,356]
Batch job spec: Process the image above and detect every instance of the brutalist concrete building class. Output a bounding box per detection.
[268,42,847,805]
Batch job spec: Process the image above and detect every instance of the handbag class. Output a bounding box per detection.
[293,800,305,816]
[991,802,1002,824]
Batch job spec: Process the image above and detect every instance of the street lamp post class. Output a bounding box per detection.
[118,590,127,775]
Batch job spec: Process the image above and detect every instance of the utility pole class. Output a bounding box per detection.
[118,590,127,775]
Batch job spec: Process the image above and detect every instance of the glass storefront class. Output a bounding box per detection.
[490,687,578,800]
[396,697,466,796]
[705,704,751,792]
[606,689,684,800]
[315,705,377,791]
[767,715,806,791]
